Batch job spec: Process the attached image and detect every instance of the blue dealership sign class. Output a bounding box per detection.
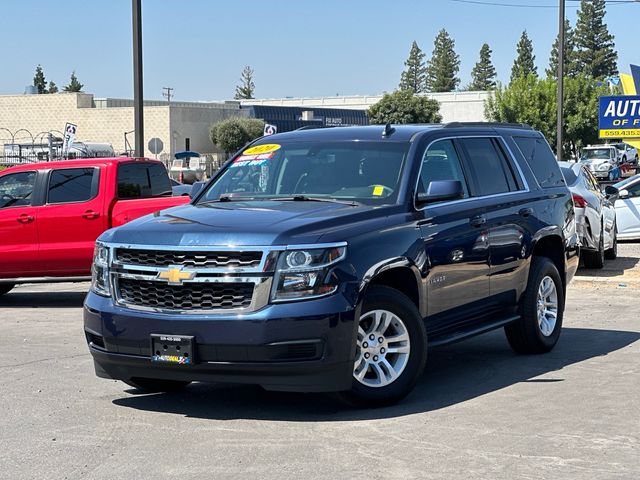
[599,95,640,138]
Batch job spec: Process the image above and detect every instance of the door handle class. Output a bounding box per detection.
[470,215,486,227]
[16,214,35,224]
[82,210,100,220]
[519,207,534,217]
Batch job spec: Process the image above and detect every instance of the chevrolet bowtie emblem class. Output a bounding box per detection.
[157,268,195,285]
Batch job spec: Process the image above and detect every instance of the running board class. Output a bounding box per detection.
[0,276,91,284]
[429,314,520,347]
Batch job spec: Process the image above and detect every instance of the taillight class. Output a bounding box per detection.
[179,172,184,183]
[572,194,588,208]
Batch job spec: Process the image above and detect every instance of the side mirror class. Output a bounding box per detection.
[604,185,619,198]
[416,180,464,206]
[189,181,206,199]
[619,189,629,199]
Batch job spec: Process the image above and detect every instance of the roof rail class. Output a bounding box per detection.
[443,122,533,130]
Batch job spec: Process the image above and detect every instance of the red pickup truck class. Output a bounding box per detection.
[0,157,189,295]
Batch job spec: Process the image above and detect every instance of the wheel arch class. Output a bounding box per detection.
[361,260,426,318]
[531,234,566,292]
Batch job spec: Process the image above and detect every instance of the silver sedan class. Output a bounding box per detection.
[559,162,617,269]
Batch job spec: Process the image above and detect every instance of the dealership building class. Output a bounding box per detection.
[0,90,489,160]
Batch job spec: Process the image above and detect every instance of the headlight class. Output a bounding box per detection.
[598,164,610,171]
[91,242,111,297]
[271,245,346,301]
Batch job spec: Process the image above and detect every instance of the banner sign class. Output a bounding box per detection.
[599,95,640,138]
[62,122,77,157]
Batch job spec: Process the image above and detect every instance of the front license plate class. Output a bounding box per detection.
[150,334,194,365]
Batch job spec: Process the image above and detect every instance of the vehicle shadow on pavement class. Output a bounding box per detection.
[578,256,639,277]
[112,326,639,420]
[0,291,86,308]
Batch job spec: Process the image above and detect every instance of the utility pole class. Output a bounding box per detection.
[132,0,144,157]
[162,87,174,104]
[556,0,565,161]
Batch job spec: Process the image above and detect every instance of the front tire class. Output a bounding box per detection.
[338,285,427,407]
[123,378,191,393]
[0,283,15,296]
[505,257,564,354]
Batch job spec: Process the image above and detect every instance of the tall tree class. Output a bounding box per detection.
[547,19,579,79]
[425,29,460,92]
[367,90,442,124]
[48,81,59,94]
[399,41,427,94]
[234,66,255,100]
[469,43,497,91]
[511,31,537,82]
[33,65,47,94]
[574,0,617,79]
[63,71,84,92]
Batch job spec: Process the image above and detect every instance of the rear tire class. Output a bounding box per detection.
[505,257,564,354]
[605,225,617,260]
[0,283,15,296]
[123,378,191,393]
[582,229,605,269]
[338,285,427,407]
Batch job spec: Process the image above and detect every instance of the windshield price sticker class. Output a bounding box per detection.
[243,144,281,155]
[372,185,385,196]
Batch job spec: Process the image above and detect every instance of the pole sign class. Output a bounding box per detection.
[62,122,77,158]
[599,96,640,139]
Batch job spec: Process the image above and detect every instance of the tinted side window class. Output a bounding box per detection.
[513,136,564,188]
[48,168,97,204]
[419,139,468,199]
[118,163,171,198]
[0,172,36,208]
[460,138,516,196]
[148,163,172,197]
[625,181,640,198]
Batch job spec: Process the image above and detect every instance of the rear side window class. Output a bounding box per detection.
[513,136,564,188]
[560,166,578,185]
[48,168,98,204]
[459,138,519,196]
[0,171,36,208]
[118,163,172,199]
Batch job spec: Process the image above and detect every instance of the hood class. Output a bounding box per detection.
[101,200,400,247]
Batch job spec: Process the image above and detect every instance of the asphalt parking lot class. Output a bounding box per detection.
[1,246,639,480]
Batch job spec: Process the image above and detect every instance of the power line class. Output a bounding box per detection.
[448,0,638,7]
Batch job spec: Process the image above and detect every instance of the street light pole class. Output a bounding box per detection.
[556,0,565,161]
[132,0,144,157]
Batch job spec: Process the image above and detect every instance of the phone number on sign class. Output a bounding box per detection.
[599,129,640,138]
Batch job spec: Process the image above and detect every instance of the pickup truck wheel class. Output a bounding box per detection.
[123,378,191,393]
[0,283,15,296]
[605,224,617,260]
[582,231,605,269]
[338,285,427,407]
[505,257,564,354]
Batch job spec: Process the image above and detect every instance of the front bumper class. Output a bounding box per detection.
[84,290,359,392]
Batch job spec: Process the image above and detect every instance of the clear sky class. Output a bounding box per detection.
[0,0,637,101]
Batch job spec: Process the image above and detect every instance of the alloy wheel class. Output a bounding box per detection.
[536,276,558,337]
[353,309,410,388]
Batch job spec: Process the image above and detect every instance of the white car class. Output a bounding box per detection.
[611,174,640,240]
[612,142,638,165]
[559,162,617,268]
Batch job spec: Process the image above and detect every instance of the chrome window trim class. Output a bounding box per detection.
[413,135,531,212]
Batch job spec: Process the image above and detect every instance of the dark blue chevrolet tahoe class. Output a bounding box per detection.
[84,123,579,406]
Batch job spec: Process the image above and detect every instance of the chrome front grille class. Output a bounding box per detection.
[115,248,263,269]
[118,278,254,311]
[109,245,273,314]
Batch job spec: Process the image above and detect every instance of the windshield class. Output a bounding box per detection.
[582,148,612,160]
[613,174,640,190]
[197,141,409,205]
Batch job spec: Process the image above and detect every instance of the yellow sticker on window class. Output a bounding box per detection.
[372,185,384,196]
[243,144,281,155]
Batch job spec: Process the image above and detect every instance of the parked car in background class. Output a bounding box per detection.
[84,124,579,406]
[168,151,205,185]
[611,174,640,240]
[611,142,638,165]
[580,145,621,181]
[170,179,192,196]
[559,162,617,268]
[0,158,189,296]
